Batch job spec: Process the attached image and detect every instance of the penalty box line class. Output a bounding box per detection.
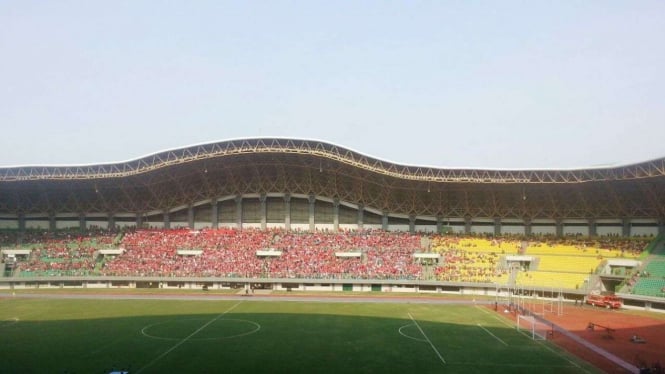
[477,323,508,346]
[136,301,243,374]
[408,312,446,365]
[474,305,584,371]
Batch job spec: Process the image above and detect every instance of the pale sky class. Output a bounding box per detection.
[1,1,664,169]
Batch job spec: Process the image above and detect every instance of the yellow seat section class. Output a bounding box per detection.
[515,271,588,289]
[535,255,601,273]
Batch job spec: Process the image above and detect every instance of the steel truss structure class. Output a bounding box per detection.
[0,138,664,220]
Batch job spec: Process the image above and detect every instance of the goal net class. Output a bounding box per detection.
[516,315,549,340]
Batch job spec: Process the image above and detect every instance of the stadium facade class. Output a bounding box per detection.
[1,137,664,236]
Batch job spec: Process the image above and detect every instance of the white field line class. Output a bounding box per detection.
[535,336,584,371]
[474,306,584,371]
[86,337,123,356]
[136,301,242,374]
[449,362,579,368]
[477,323,508,346]
[0,317,19,328]
[408,313,446,365]
[474,305,514,328]
[398,324,427,342]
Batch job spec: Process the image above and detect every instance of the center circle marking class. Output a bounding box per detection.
[0,317,19,329]
[141,318,260,341]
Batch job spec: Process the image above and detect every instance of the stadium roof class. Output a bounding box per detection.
[1,138,664,219]
[1,137,664,183]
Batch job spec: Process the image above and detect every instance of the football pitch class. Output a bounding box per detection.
[0,295,599,374]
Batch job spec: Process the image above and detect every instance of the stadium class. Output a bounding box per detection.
[1,137,665,373]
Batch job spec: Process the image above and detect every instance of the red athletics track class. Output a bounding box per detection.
[491,303,665,374]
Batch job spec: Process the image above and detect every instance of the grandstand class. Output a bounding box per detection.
[0,138,664,308]
[623,237,665,297]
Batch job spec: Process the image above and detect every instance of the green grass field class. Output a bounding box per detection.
[0,296,599,374]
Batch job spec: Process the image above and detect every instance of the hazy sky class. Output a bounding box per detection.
[1,1,664,169]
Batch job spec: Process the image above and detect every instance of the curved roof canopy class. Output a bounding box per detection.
[1,138,664,219]
[1,138,664,183]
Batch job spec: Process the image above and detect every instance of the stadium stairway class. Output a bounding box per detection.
[421,265,435,280]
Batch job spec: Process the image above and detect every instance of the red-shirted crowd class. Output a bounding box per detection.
[101,228,422,279]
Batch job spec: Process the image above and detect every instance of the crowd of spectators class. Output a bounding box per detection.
[1,228,654,281]
[12,233,115,276]
[526,237,648,258]
[428,236,507,283]
[100,228,423,279]
[0,227,117,247]
[433,250,505,283]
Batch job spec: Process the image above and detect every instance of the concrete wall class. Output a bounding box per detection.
[501,225,525,235]
[415,225,438,233]
[0,220,18,229]
[470,225,494,234]
[25,220,49,230]
[532,226,556,235]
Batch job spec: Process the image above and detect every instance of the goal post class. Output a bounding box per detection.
[516,315,550,341]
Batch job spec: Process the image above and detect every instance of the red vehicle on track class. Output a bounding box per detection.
[586,293,622,309]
